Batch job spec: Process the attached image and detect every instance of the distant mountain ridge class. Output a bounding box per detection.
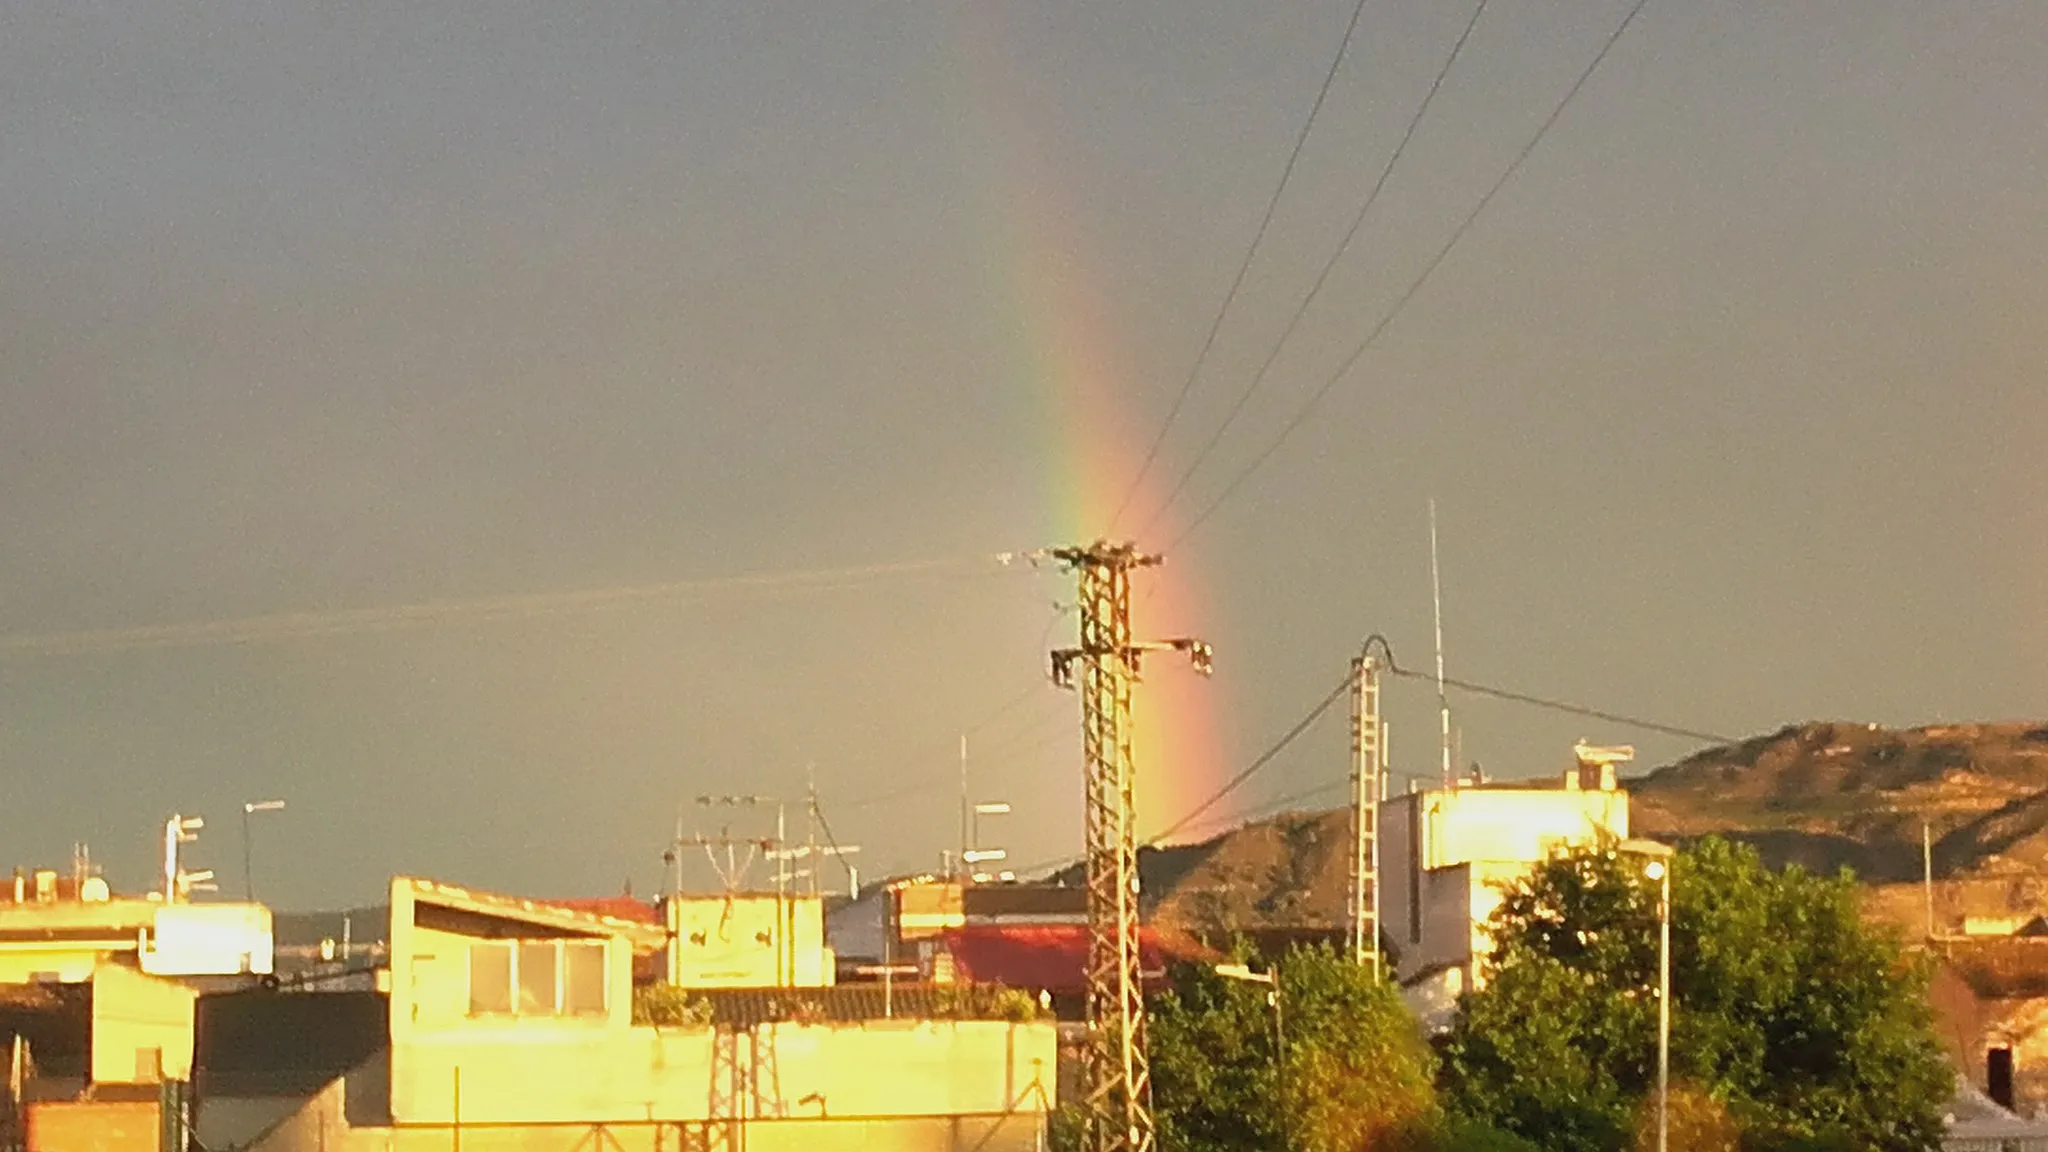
[1632,721,2048,884]
[1116,721,2048,939]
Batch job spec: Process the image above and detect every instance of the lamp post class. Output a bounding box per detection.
[1214,962,1285,1148]
[241,800,286,902]
[968,801,1011,881]
[1620,838,1674,1152]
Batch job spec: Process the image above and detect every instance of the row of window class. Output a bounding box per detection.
[468,939,608,1017]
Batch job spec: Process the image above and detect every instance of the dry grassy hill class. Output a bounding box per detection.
[1118,721,2048,940]
[1631,720,2048,930]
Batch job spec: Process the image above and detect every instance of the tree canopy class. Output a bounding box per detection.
[1150,943,1441,1152]
[1440,836,1951,1152]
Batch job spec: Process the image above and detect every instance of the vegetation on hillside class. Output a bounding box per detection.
[1441,837,1951,1152]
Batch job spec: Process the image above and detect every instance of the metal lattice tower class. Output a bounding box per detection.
[1348,651,1386,978]
[1049,542,1211,1152]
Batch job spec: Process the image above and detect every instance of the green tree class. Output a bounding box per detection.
[1151,943,1438,1152]
[1441,837,1950,1152]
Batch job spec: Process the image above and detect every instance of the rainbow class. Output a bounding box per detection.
[938,5,1233,843]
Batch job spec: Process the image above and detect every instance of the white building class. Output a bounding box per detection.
[663,892,833,988]
[1382,751,1631,1013]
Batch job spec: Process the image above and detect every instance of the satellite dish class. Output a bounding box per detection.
[81,877,111,902]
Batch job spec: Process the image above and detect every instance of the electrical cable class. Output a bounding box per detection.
[0,554,1013,659]
[813,803,851,885]
[1141,0,1494,534]
[1017,633,1729,878]
[1147,668,1359,845]
[1165,780,1349,844]
[1166,0,1656,548]
[1384,662,1735,745]
[1105,0,1374,532]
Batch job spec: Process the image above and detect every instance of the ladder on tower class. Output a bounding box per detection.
[1349,652,1385,978]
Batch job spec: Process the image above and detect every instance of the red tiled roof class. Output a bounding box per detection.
[938,923,1213,992]
[551,896,663,926]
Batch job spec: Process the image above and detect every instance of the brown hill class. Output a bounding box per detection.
[1045,810,1356,942]
[1110,721,2048,941]
[1630,721,2048,886]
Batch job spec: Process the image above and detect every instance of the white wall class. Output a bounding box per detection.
[387,1021,1052,1126]
[145,903,275,977]
[1386,785,1630,985]
[665,895,829,989]
[1424,789,1629,868]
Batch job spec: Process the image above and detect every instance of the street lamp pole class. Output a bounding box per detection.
[1214,962,1285,1149]
[241,800,286,902]
[970,801,1011,878]
[1621,838,1674,1152]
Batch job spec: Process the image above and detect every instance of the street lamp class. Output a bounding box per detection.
[1215,962,1285,1148]
[241,800,286,902]
[968,801,1012,881]
[1620,838,1675,1152]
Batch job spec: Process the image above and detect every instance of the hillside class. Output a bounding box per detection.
[1631,721,2048,883]
[1124,721,2048,939]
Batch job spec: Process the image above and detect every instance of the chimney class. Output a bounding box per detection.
[33,870,57,903]
[11,869,22,904]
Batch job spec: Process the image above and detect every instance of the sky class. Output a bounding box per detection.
[2,1,2044,910]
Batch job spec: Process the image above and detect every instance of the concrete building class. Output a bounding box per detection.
[663,893,830,989]
[1382,752,1631,1006]
[0,862,274,1152]
[0,873,273,985]
[196,877,1058,1152]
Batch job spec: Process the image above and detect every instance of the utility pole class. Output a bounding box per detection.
[806,766,821,900]
[958,734,970,884]
[1049,541,1211,1152]
[1348,649,1385,978]
[1923,821,1935,940]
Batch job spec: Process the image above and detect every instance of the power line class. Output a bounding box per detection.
[1141,0,1494,535]
[965,681,1048,737]
[1167,0,1656,548]
[0,554,1010,659]
[1105,0,1374,533]
[1141,634,1728,851]
[838,696,1076,819]
[1165,780,1349,844]
[1384,662,1735,745]
[1147,668,1357,845]
[1020,644,1727,876]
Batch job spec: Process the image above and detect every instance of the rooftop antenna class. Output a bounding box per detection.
[1431,499,1452,788]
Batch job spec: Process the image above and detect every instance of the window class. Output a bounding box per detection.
[563,941,607,1016]
[518,942,558,1014]
[468,938,608,1018]
[469,942,513,1015]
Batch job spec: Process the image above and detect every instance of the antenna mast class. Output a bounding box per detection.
[1431,499,1452,787]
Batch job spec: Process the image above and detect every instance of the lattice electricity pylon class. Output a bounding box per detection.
[1049,541,1211,1152]
[1348,650,1386,978]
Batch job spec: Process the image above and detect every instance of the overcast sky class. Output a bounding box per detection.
[3,1,2043,909]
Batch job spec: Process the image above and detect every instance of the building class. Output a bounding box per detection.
[195,876,1059,1152]
[663,893,830,989]
[1381,749,1632,1009]
[0,871,273,985]
[0,859,276,1152]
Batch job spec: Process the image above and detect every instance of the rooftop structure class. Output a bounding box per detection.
[186,874,1057,1152]
[1382,746,1633,1010]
